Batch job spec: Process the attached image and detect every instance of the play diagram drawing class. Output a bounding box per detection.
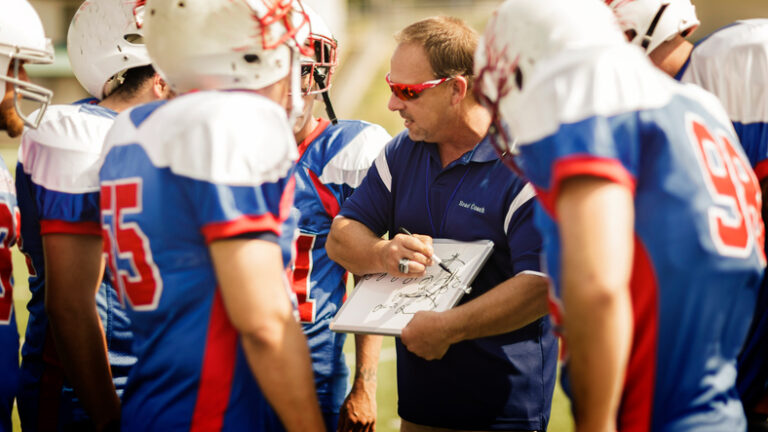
[331,239,493,336]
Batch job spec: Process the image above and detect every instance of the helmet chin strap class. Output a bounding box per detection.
[641,3,669,51]
[312,70,337,125]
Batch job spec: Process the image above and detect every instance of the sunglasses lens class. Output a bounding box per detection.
[390,85,419,101]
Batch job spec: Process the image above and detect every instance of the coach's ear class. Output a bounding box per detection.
[451,75,469,106]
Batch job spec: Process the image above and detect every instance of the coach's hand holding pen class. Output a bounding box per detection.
[397,227,455,277]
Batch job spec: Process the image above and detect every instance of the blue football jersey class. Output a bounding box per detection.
[100,91,298,431]
[675,19,768,410]
[290,118,389,413]
[0,158,19,432]
[511,44,765,431]
[15,101,135,431]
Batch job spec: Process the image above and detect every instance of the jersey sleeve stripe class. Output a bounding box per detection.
[190,289,237,432]
[201,213,283,245]
[537,156,636,216]
[504,183,535,235]
[373,148,392,192]
[39,220,101,236]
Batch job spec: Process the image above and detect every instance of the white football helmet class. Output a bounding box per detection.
[0,0,54,129]
[144,0,311,94]
[606,0,699,54]
[301,4,338,96]
[67,0,153,100]
[474,0,624,163]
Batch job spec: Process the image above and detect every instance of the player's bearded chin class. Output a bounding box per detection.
[0,86,24,138]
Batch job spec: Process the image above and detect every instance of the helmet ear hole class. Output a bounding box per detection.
[515,68,523,91]
[124,34,144,44]
[243,54,260,64]
[624,29,638,43]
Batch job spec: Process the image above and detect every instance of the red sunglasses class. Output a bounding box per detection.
[385,73,453,101]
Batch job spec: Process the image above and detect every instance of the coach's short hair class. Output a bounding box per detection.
[395,16,478,89]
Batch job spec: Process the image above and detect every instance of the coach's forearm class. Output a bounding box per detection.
[327,216,387,275]
[445,272,549,343]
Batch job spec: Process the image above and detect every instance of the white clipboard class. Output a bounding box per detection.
[330,238,494,336]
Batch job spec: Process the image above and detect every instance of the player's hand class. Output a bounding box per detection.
[378,233,433,276]
[401,310,454,360]
[337,382,377,432]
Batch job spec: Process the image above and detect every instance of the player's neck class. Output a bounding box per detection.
[294,116,320,146]
[99,86,156,113]
[650,36,694,78]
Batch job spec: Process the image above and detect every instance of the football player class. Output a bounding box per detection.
[98,0,324,430]
[15,0,169,430]
[476,0,765,430]
[0,2,53,430]
[289,5,391,431]
[605,2,768,428]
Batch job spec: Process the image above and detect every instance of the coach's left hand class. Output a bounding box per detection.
[401,311,455,360]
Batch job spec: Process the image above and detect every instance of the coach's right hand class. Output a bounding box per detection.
[376,232,434,277]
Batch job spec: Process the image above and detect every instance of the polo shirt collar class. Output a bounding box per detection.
[424,133,498,168]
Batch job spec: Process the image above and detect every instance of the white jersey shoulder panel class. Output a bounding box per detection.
[319,122,391,188]
[20,104,115,193]
[511,45,675,144]
[106,91,298,186]
[681,19,768,124]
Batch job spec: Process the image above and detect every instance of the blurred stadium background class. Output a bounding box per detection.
[7,1,768,431]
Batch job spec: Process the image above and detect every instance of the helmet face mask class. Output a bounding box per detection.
[606,0,699,54]
[301,32,337,96]
[475,0,627,176]
[0,0,54,131]
[474,30,521,173]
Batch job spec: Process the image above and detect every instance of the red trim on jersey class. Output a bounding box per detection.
[40,220,101,236]
[617,237,658,432]
[754,159,768,183]
[297,118,330,157]
[307,169,341,218]
[536,156,637,216]
[201,214,281,244]
[190,289,238,432]
[279,176,296,221]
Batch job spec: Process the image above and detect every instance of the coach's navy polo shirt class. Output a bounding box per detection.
[339,131,557,431]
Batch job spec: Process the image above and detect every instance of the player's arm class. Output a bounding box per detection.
[400,272,548,360]
[327,216,433,277]
[556,176,634,432]
[338,327,382,431]
[43,233,120,431]
[210,237,324,432]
